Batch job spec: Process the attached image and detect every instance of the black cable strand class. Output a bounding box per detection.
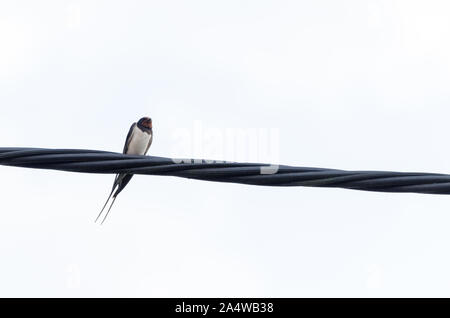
[1,147,450,195]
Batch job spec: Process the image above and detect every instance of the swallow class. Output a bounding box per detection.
[95,117,153,224]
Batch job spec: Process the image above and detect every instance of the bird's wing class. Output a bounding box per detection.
[144,133,153,155]
[123,122,137,154]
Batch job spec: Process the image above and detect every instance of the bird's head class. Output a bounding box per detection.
[137,117,152,130]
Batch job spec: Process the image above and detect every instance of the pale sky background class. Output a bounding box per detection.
[1,0,450,297]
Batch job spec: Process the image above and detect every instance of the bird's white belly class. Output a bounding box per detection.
[127,130,151,155]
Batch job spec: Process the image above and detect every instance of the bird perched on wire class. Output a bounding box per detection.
[96,117,153,224]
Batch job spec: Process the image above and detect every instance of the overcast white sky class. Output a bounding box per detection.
[1,0,450,297]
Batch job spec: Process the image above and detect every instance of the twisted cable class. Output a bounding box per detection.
[1,147,450,195]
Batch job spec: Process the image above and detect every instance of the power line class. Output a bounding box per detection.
[1,147,450,195]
